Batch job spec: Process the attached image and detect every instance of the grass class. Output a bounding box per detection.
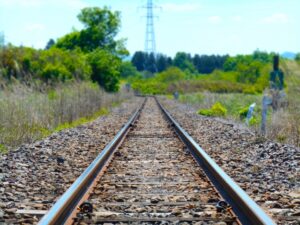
[54,107,109,132]
[180,92,262,120]
[177,60,300,147]
[0,81,133,152]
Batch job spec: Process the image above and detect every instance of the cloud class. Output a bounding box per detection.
[262,13,289,24]
[24,23,45,32]
[161,3,201,13]
[208,16,222,24]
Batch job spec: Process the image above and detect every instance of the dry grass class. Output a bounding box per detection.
[178,60,300,147]
[266,60,300,146]
[0,81,133,151]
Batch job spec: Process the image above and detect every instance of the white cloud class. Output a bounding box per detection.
[161,3,201,13]
[208,16,222,24]
[24,23,45,32]
[262,13,289,24]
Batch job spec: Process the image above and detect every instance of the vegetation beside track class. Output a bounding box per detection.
[0,82,131,152]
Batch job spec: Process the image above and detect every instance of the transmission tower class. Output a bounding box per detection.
[144,0,157,54]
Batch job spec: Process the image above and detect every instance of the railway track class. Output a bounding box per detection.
[38,97,275,225]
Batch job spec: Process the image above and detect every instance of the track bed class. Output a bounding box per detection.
[75,98,237,224]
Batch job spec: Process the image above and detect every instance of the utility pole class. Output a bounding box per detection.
[144,0,157,54]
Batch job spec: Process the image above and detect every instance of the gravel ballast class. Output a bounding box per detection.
[161,98,300,225]
[0,98,143,224]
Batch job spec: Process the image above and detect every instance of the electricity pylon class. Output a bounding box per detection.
[144,0,157,54]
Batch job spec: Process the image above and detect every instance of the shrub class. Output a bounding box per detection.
[0,144,8,154]
[249,116,258,126]
[198,102,227,117]
[41,64,72,82]
[211,102,227,116]
[239,106,249,120]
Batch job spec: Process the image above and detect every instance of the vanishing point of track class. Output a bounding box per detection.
[38,97,275,225]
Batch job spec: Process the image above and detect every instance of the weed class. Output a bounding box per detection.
[198,102,227,117]
[0,144,8,154]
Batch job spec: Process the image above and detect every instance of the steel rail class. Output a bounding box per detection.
[38,99,146,225]
[155,97,276,225]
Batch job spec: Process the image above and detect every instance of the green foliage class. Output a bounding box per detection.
[54,107,109,132]
[173,52,196,73]
[0,144,8,154]
[249,116,258,126]
[56,7,126,55]
[41,64,72,82]
[239,106,249,119]
[198,102,227,117]
[156,67,185,83]
[0,46,92,83]
[87,49,121,92]
[296,53,300,62]
[120,61,140,78]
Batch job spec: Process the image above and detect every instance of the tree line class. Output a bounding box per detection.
[0,7,127,92]
[131,51,228,74]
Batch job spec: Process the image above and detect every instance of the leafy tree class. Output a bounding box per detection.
[45,39,55,50]
[173,52,196,73]
[145,53,157,73]
[56,7,125,55]
[120,61,140,78]
[156,67,185,83]
[296,53,300,62]
[131,51,146,71]
[236,61,263,84]
[156,54,170,72]
[87,49,121,92]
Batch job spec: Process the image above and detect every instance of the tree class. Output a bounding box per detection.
[156,67,185,83]
[56,7,125,55]
[45,39,55,50]
[132,51,146,71]
[173,52,196,73]
[156,54,169,72]
[120,61,140,78]
[296,53,300,62]
[87,49,121,92]
[145,53,157,73]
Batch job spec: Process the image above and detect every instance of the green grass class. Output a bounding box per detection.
[54,107,109,132]
[0,82,132,153]
[0,144,8,154]
[179,92,262,120]
[176,60,300,146]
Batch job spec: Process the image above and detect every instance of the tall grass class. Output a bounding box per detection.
[178,60,300,147]
[0,81,133,151]
[267,60,300,146]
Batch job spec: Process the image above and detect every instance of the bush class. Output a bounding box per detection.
[41,64,72,82]
[198,102,227,117]
[211,102,227,116]
[239,106,249,120]
[249,116,258,126]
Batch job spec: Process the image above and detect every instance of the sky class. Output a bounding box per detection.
[0,0,299,56]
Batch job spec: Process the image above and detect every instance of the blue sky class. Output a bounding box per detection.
[0,0,299,56]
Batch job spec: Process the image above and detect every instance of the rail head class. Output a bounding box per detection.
[155,97,276,225]
[38,99,146,225]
